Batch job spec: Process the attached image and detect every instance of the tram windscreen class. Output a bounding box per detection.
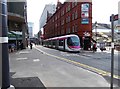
[67,36,80,46]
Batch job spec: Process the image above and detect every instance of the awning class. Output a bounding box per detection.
[8,31,22,40]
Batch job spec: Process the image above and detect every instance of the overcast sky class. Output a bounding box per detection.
[27,0,120,35]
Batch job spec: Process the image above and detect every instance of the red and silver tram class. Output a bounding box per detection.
[43,34,81,52]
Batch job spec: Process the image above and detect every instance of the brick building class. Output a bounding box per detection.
[43,0,92,49]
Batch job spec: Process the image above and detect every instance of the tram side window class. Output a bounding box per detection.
[53,40,55,46]
[49,41,52,45]
[59,40,63,46]
[67,37,72,46]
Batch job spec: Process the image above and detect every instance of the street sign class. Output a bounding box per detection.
[110,14,115,89]
[110,14,118,22]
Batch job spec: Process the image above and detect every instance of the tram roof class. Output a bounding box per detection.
[45,34,78,41]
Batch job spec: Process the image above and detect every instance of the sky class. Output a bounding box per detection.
[27,0,120,35]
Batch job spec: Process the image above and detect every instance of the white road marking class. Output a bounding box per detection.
[60,52,79,56]
[19,51,30,54]
[16,57,28,61]
[33,59,40,62]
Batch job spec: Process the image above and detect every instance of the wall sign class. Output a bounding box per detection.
[81,11,89,18]
[81,3,89,24]
[81,4,89,11]
[81,18,89,24]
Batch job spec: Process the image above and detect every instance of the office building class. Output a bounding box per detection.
[39,3,56,29]
[28,22,34,38]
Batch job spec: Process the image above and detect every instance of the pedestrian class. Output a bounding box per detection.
[30,42,33,49]
[93,43,97,52]
[17,42,21,50]
[8,44,12,52]
[20,42,23,50]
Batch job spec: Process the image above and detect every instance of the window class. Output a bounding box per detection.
[66,26,70,33]
[52,41,56,46]
[55,16,57,20]
[67,36,80,46]
[75,11,78,19]
[68,16,70,22]
[59,40,64,46]
[75,24,78,32]
[66,17,68,23]
[52,19,54,22]
[61,19,64,25]
[72,13,74,20]
[72,2,74,8]
[61,26,64,34]
[66,16,70,23]
[68,4,70,11]
[68,27,71,33]
[58,22,60,27]
[72,25,75,33]
[61,10,64,16]
[58,13,60,19]
[66,7,68,13]
[75,2,77,6]
[63,10,64,15]
[55,23,57,27]
[72,2,77,8]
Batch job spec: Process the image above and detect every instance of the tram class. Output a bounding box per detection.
[43,34,81,52]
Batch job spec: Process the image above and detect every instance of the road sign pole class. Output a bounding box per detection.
[110,14,114,89]
[0,0,10,88]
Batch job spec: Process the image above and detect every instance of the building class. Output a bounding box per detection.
[7,0,28,48]
[39,3,56,30]
[28,22,34,38]
[43,0,92,50]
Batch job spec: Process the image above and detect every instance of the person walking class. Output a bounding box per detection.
[93,43,97,52]
[30,42,33,49]
[20,42,23,50]
[8,44,12,52]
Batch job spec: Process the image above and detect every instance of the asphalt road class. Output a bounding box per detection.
[9,45,118,87]
[36,45,119,77]
[35,45,120,87]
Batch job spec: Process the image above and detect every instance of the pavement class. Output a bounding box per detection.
[9,45,119,88]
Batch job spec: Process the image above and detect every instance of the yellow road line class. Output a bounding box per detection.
[35,47,120,79]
